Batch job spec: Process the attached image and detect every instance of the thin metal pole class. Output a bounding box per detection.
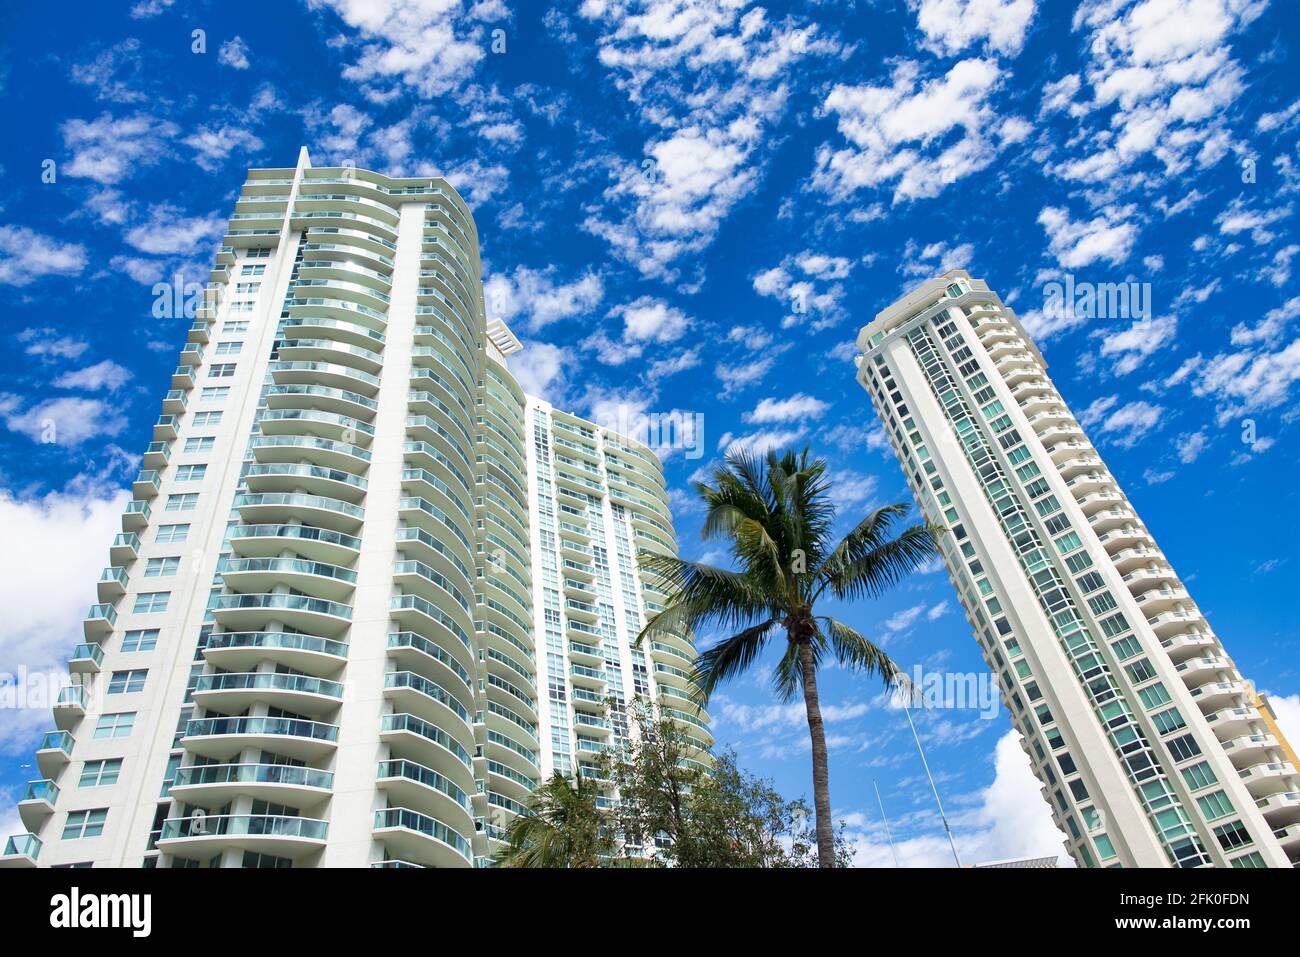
[902,695,962,867]
[873,779,901,868]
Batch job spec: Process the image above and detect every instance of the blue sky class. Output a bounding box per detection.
[0,0,1298,865]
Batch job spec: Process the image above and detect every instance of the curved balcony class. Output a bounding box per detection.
[18,779,58,832]
[380,712,474,785]
[1132,586,1190,614]
[277,338,384,375]
[1220,733,1281,767]
[251,434,371,473]
[182,715,339,762]
[392,560,473,625]
[568,640,603,667]
[1173,655,1233,686]
[69,642,104,674]
[204,630,348,676]
[83,603,117,640]
[96,566,128,603]
[382,671,474,751]
[1238,761,1298,797]
[296,258,393,293]
[386,631,474,701]
[373,807,472,869]
[389,595,475,672]
[170,762,334,809]
[35,730,74,779]
[219,556,356,603]
[192,671,344,718]
[300,240,394,277]
[233,491,364,533]
[1203,706,1262,736]
[244,463,367,502]
[265,383,377,421]
[393,526,474,596]
[376,759,474,833]
[486,673,538,724]
[1189,680,1249,710]
[1255,791,1300,824]
[120,504,148,535]
[211,593,352,638]
[157,814,328,861]
[0,834,40,869]
[227,523,360,565]
[269,359,380,397]
[1146,609,1207,637]
[283,315,386,351]
[258,407,376,446]
[110,531,141,566]
[285,294,388,333]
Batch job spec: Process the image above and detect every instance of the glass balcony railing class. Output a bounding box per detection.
[373,807,471,861]
[172,763,334,791]
[193,671,344,699]
[185,715,339,744]
[38,730,74,756]
[204,631,348,659]
[376,759,471,811]
[379,713,472,769]
[159,814,328,842]
[3,834,41,859]
[211,593,353,620]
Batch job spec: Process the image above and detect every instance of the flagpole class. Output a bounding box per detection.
[901,690,962,867]
[873,779,901,868]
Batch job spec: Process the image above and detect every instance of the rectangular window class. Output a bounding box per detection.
[156,523,189,543]
[1151,707,1186,735]
[120,629,159,652]
[240,264,265,276]
[234,283,260,295]
[221,321,250,332]
[1138,682,1171,710]
[191,411,222,427]
[175,464,207,482]
[144,557,180,578]
[1076,571,1105,594]
[107,669,148,694]
[133,592,170,614]
[230,301,255,313]
[1167,734,1202,762]
[184,437,215,453]
[1099,612,1129,638]
[1087,592,1118,615]
[165,493,199,512]
[208,363,236,378]
[1181,762,1218,791]
[94,712,135,739]
[215,341,243,355]
[62,809,108,840]
[1111,635,1142,660]
[1196,791,1235,821]
[79,758,123,788]
[200,386,229,402]
[1054,532,1082,554]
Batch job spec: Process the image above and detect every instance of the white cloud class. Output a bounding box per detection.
[1176,430,1208,463]
[123,205,225,256]
[813,58,1028,203]
[1038,205,1138,268]
[52,360,133,392]
[184,125,264,172]
[612,296,690,344]
[507,341,576,403]
[715,356,776,396]
[1269,694,1300,754]
[1046,0,1262,192]
[218,36,251,70]
[717,426,808,458]
[0,227,87,287]
[17,329,88,361]
[744,393,830,424]
[1098,314,1177,375]
[62,113,179,184]
[1080,397,1164,447]
[752,250,857,331]
[307,0,492,98]
[0,476,127,754]
[1215,197,1292,244]
[913,0,1037,56]
[578,1,842,279]
[2,396,130,446]
[484,266,604,332]
[1193,339,1300,422]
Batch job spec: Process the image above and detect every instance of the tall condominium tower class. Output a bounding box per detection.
[0,149,702,869]
[854,270,1299,869]
[523,399,712,806]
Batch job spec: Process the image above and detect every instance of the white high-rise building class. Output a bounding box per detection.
[855,270,1300,869]
[0,149,703,869]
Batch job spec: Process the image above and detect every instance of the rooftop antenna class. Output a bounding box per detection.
[901,687,962,867]
[873,779,901,868]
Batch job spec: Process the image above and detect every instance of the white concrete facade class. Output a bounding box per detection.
[0,150,704,869]
[855,270,1299,869]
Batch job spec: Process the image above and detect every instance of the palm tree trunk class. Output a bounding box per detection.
[796,636,835,867]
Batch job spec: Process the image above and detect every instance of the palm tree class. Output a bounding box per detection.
[496,771,613,867]
[638,447,942,867]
